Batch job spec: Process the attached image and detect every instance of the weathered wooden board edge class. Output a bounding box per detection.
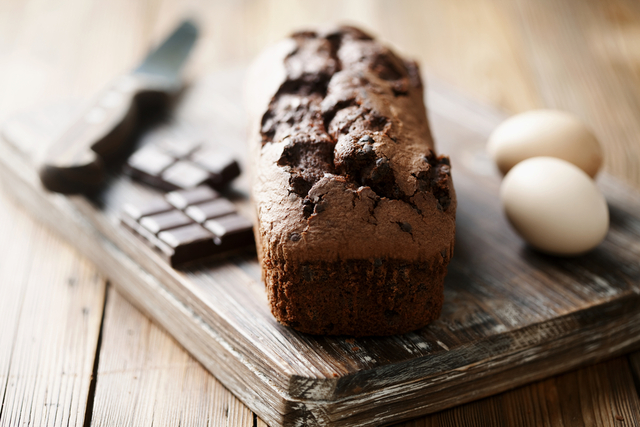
[299,298,640,426]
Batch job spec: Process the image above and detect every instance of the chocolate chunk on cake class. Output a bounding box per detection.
[246,26,456,336]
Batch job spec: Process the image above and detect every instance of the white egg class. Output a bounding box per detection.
[500,157,609,256]
[488,110,603,178]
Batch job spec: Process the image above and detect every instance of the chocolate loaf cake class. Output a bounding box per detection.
[246,26,456,336]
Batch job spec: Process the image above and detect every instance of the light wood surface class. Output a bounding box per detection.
[1,0,640,426]
[0,189,106,427]
[91,287,255,427]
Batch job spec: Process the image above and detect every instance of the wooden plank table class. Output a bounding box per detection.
[0,0,639,425]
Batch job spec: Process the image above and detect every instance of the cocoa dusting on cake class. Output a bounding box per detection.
[249,26,457,336]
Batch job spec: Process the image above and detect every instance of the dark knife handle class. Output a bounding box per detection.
[39,75,174,194]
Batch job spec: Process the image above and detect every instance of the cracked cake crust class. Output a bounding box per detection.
[246,26,456,336]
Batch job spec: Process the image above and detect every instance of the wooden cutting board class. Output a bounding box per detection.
[1,68,639,427]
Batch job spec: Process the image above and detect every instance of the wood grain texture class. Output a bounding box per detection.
[2,69,640,426]
[630,351,640,397]
[513,0,640,188]
[90,286,254,427]
[395,357,640,427]
[0,186,106,427]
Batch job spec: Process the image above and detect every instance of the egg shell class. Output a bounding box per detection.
[500,157,609,256]
[488,110,603,177]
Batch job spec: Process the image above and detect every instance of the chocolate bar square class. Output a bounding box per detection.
[123,197,173,220]
[185,199,236,223]
[166,186,219,210]
[120,186,254,266]
[139,210,192,234]
[124,133,240,192]
[158,224,217,265]
[161,161,210,190]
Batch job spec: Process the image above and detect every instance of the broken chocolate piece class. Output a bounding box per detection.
[120,186,255,266]
[124,135,240,191]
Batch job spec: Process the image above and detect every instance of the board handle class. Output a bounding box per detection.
[38,75,173,194]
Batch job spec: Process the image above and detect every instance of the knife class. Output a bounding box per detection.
[39,19,198,194]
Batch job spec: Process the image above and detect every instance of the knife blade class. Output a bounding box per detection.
[39,19,198,194]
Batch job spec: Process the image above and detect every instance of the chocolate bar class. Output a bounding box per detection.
[124,135,241,191]
[120,186,254,266]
